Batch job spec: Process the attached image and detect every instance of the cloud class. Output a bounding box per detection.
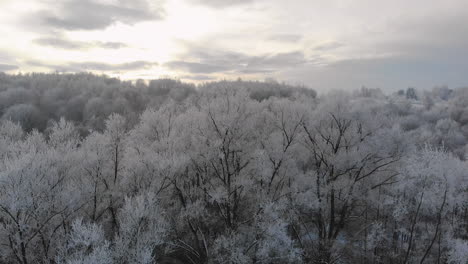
[238,68,275,74]
[0,64,18,72]
[165,61,230,74]
[66,61,158,71]
[268,34,302,43]
[99,42,128,49]
[33,37,128,50]
[189,0,254,8]
[247,51,307,69]
[181,75,217,81]
[27,60,158,72]
[165,45,309,75]
[34,0,165,31]
[313,41,344,51]
[279,52,468,92]
[269,10,468,91]
[0,52,13,62]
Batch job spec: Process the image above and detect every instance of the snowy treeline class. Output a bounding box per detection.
[0,73,467,264]
[0,73,312,133]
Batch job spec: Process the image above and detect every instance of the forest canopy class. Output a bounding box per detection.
[0,73,467,264]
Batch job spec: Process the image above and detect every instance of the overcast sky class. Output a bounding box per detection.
[1,0,467,91]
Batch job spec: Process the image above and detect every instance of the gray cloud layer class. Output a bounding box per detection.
[35,0,165,30]
[275,9,468,91]
[28,60,158,72]
[313,41,344,51]
[165,61,230,74]
[190,0,253,8]
[165,45,308,75]
[34,37,128,50]
[180,74,217,81]
[0,64,18,72]
[280,52,468,92]
[65,61,158,71]
[268,34,303,43]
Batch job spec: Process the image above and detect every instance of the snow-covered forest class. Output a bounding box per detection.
[0,73,467,264]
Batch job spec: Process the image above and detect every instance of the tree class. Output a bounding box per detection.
[297,96,403,263]
[0,130,82,263]
[113,192,168,264]
[391,147,467,264]
[2,104,46,131]
[56,219,113,264]
[406,87,418,100]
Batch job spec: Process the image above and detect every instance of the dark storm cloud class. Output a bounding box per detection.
[0,64,18,72]
[190,0,254,8]
[35,0,165,31]
[28,60,158,72]
[33,37,128,50]
[165,46,309,74]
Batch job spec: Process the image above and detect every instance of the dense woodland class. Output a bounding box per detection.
[0,73,467,264]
